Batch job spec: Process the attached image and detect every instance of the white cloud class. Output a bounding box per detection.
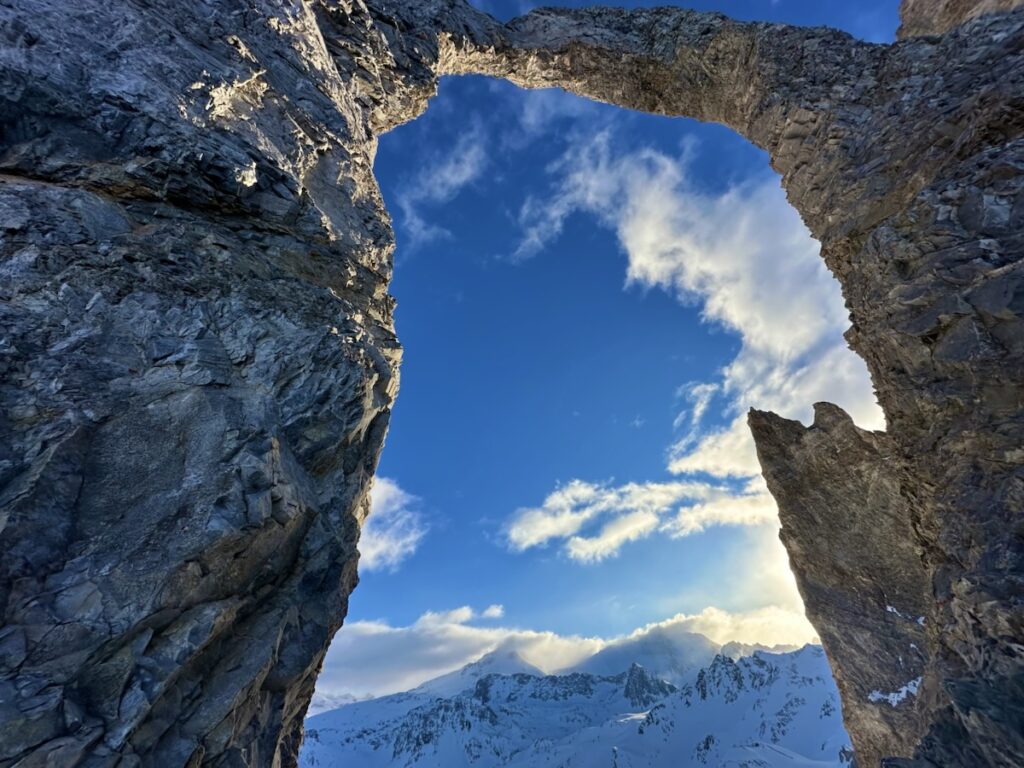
[724,520,808,614]
[358,477,426,572]
[632,605,816,648]
[504,479,606,551]
[566,509,661,563]
[661,484,778,538]
[668,412,762,478]
[512,129,883,505]
[516,131,867,360]
[316,598,816,699]
[416,605,477,626]
[618,167,841,361]
[517,89,595,134]
[619,525,817,650]
[318,605,603,698]
[656,517,811,636]
[505,479,775,561]
[671,381,721,455]
[491,86,602,148]
[326,522,812,699]
[675,382,718,430]
[396,124,488,249]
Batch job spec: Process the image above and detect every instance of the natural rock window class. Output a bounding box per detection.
[0,1,1021,766]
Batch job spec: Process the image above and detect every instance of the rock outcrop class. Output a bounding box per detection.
[0,2,413,764]
[0,1,1021,766]
[898,0,1024,37]
[750,404,931,764]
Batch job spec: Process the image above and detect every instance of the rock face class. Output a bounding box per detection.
[0,2,414,765]
[0,1,1021,766]
[750,405,931,764]
[898,0,1024,37]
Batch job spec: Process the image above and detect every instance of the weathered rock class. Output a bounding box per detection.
[898,0,1024,37]
[0,1,1021,766]
[750,404,931,765]
[0,2,410,764]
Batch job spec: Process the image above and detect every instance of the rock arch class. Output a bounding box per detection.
[0,1,1021,766]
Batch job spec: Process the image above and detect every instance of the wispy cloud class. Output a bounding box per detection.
[359,477,426,572]
[395,124,488,250]
[505,478,776,562]
[488,84,603,150]
[565,509,661,563]
[675,382,719,429]
[671,381,720,453]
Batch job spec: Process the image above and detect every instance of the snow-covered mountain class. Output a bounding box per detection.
[417,648,544,698]
[307,691,373,717]
[563,628,720,686]
[721,640,802,660]
[301,642,852,768]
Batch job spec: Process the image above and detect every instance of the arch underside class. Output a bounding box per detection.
[0,1,1021,766]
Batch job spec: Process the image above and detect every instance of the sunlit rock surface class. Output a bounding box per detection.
[0,0,1021,765]
[898,0,1024,37]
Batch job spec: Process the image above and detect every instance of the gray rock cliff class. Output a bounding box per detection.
[0,1,1021,766]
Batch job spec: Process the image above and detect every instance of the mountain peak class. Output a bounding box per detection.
[464,647,543,677]
[566,628,720,686]
[414,647,543,698]
[623,663,677,707]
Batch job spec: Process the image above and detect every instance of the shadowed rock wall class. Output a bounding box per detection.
[0,1,1021,766]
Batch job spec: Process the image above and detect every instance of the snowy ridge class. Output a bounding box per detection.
[417,648,545,698]
[564,629,720,686]
[301,644,852,767]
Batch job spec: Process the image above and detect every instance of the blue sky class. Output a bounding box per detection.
[317,0,898,700]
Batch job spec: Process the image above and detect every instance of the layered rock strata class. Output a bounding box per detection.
[0,1,1021,766]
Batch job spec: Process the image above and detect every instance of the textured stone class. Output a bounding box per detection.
[750,405,931,765]
[0,1,1022,766]
[899,0,1024,37]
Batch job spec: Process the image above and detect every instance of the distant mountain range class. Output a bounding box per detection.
[300,632,852,767]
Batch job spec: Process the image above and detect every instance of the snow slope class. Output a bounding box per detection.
[301,643,852,768]
[417,648,545,698]
[504,647,852,768]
